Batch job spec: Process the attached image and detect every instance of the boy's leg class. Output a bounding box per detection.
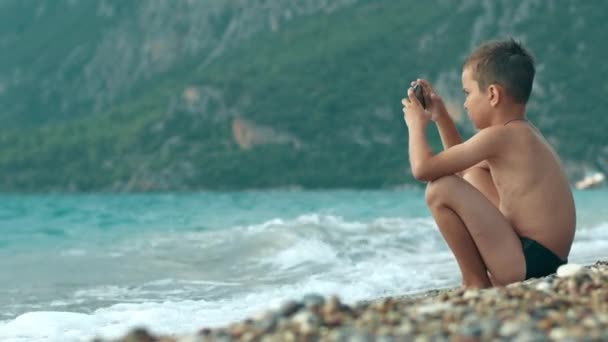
[425,175,525,287]
[462,166,502,286]
[462,167,499,207]
[426,195,491,288]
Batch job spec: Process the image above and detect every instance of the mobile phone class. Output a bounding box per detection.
[412,83,426,109]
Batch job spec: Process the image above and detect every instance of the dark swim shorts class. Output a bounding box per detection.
[520,237,567,279]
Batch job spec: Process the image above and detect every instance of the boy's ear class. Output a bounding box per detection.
[487,84,501,107]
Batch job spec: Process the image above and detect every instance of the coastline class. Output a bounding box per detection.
[102,261,608,341]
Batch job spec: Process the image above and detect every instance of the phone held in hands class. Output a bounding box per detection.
[412,83,426,109]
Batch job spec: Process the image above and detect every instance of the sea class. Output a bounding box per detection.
[0,189,607,342]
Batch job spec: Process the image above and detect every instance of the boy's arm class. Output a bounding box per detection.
[435,113,491,175]
[408,126,506,182]
[435,113,463,149]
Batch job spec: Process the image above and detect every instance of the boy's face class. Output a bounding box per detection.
[462,67,491,129]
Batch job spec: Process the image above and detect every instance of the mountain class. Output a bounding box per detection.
[0,0,606,191]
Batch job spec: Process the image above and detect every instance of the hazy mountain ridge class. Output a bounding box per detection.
[0,0,606,191]
[0,0,358,126]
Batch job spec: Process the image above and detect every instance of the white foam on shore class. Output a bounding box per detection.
[0,312,100,342]
[569,222,608,264]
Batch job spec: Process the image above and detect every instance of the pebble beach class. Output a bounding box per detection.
[100,261,608,342]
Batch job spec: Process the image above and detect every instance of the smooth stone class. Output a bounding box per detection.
[413,335,431,342]
[228,322,248,338]
[178,335,206,342]
[457,324,482,338]
[348,332,373,342]
[254,315,277,334]
[385,311,401,324]
[371,298,391,312]
[324,312,343,327]
[581,316,599,328]
[278,300,302,317]
[211,334,232,342]
[275,317,289,330]
[549,327,569,340]
[328,327,356,341]
[498,320,521,337]
[376,326,393,337]
[556,264,584,278]
[396,321,414,334]
[416,302,451,315]
[360,311,380,324]
[596,314,608,323]
[324,296,342,314]
[481,288,500,297]
[535,281,551,292]
[291,310,320,334]
[302,293,325,308]
[462,290,479,299]
[512,329,546,342]
[565,309,578,320]
[122,329,155,342]
[291,311,318,323]
[376,336,396,342]
[241,332,256,341]
[198,328,212,336]
[252,309,272,321]
[478,319,499,335]
[280,331,296,341]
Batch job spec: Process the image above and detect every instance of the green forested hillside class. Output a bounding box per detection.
[0,0,606,191]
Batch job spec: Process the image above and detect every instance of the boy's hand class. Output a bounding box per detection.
[410,79,449,122]
[402,87,430,128]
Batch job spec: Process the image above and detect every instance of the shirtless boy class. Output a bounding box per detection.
[401,39,576,288]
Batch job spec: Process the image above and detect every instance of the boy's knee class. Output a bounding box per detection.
[425,175,459,207]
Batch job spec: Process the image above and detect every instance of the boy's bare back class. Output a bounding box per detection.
[484,121,575,260]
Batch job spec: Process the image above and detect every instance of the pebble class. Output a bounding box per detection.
[549,327,568,340]
[556,263,583,277]
[177,335,204,342]
[348,332,373,342]
[535,281,551,292]
[278,300,302,317]
[462,290,479,300]
[395,320,414,334]
[301,293,325,309]
[416,302,451,314]
[323,295,342,315]
[291,310,319,334]
[254,315,277,334]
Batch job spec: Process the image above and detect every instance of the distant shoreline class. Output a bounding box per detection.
[105,261,608,341]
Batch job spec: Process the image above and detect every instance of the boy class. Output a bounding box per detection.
[401,39,575,288]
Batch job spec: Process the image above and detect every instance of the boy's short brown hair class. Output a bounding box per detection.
[463,38,535,104]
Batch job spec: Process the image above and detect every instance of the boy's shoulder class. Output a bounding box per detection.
[470,121,545,156]
[481,120,540,139]
[469,124,516,145]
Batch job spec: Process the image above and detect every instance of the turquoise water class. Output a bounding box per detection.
[0,189,607,341]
